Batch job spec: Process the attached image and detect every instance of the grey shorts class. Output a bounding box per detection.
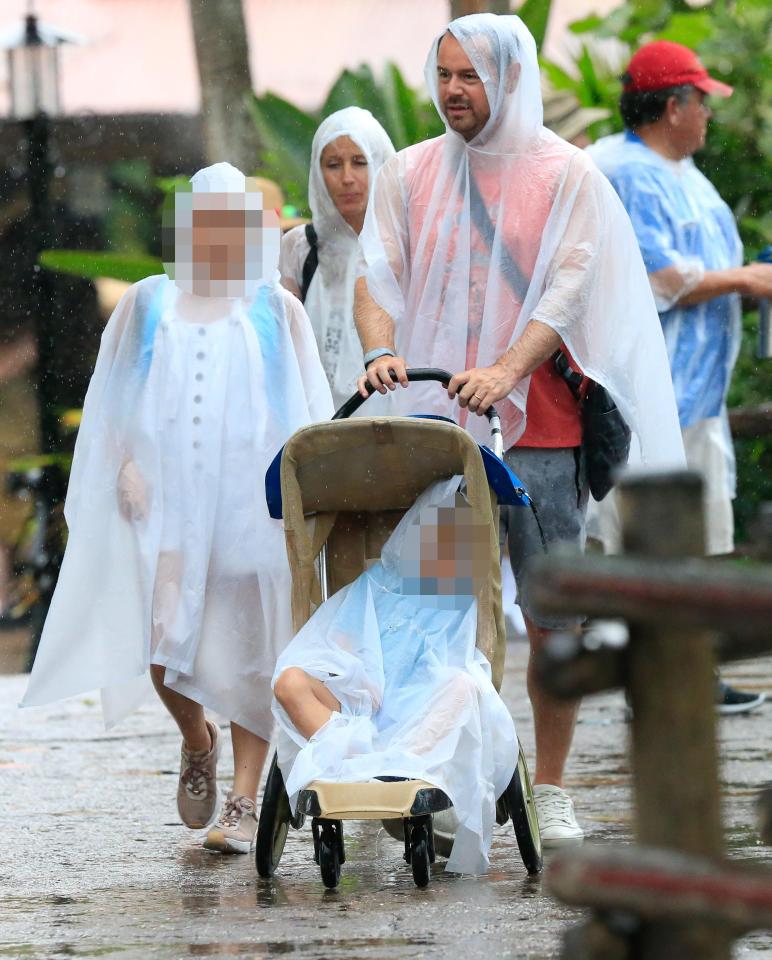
[499,446,588,630]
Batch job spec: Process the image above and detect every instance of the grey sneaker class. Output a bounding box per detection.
[203,792,258,854]
[533,784,583,847]
[177,719,220,829]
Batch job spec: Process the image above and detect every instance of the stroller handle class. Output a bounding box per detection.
[332,367,503,458]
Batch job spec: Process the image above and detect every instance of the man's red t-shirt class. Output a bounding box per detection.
[518,359,583,447]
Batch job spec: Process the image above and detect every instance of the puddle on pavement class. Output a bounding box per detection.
[182,937,434,956]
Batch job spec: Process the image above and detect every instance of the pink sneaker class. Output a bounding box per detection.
[176,719,220,829]
[203,792,258,854]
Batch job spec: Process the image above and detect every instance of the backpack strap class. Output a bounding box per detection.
[299,223,319,303]
[553,349,584,402]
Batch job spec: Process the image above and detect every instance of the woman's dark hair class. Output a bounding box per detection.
[619,78,693,129]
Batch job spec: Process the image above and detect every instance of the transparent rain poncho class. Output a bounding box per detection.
[280,107,395,408]
[358,14,684,468]
[272,476,517,876]
[23,163,334,736]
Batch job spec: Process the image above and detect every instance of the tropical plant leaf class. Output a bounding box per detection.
[380,62,416,149]
[657,11,713,48]
[322,65,383,122]
[540,59,580,95]
[576,45,602,103]
[39,250,162,283]
[517,0,552,51]
[156,175,190,196]
[569,14,603,35]
[246,91,317,209]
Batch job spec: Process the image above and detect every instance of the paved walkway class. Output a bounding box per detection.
[1,641,771,959]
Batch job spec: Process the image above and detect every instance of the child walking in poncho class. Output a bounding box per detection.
[23,163,333,852]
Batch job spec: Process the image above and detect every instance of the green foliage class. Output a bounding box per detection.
[248,62,444,213]
[39,250,162,284]
[545,0,772,250]
[727,312,772,538]
[696,1,772,254]
[517,0,552,50]
[102,159,161,255]
[246,91,319,210]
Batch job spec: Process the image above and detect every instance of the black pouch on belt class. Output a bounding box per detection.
[553,351,631,502]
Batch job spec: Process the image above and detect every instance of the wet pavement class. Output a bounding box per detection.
[2,639,772,959]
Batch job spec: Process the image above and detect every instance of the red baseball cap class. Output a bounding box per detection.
[623,41,733,98]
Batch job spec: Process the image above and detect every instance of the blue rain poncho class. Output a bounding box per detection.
[272,476,517,876]
[588,132,742,431]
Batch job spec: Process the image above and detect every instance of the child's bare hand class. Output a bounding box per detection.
[117,460,148,522]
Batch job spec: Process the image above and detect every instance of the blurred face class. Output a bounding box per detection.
[399,501,488,597]
[192,208,246,283]
[320,135,369,230]
[165,184,281,297]
[436,33,491,142]
[667,87,711,157]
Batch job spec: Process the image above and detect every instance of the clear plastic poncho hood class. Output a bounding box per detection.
[164,161,282,299]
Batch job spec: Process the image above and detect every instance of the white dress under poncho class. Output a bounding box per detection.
[272,477,517,876]
[23,273,333,737]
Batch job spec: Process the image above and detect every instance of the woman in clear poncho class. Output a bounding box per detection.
[22,163,333,853]
[280,107,395,409]
[272,477,517,876]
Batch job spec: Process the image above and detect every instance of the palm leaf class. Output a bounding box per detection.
[246,91,317,209]
[39,250,162,283]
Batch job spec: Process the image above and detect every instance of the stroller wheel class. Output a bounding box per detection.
[503,742,543,876]
[318,820,343,889]
[410,822,431,888]
[256,754,292,878]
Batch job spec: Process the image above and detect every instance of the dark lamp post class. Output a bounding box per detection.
[1,10,72,452]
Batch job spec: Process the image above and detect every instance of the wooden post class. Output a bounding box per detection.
[619,472,728,960]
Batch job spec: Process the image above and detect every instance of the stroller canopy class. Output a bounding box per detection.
[265,414,530,520]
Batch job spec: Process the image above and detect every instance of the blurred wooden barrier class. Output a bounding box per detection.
[729,403,772,438]
[529,471,772,960]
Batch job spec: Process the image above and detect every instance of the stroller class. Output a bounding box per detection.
[257,370,542,888]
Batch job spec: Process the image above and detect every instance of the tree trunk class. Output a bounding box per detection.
[450,0,510,18]
[187,0,260,174]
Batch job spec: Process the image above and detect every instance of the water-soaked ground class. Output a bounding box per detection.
[2,640,771,959]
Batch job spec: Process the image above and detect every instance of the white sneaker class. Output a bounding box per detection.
[533,784,583,847]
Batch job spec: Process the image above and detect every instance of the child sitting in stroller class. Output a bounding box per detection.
[272,476,517,875]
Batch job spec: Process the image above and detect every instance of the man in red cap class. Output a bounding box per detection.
[589,40,772,713]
